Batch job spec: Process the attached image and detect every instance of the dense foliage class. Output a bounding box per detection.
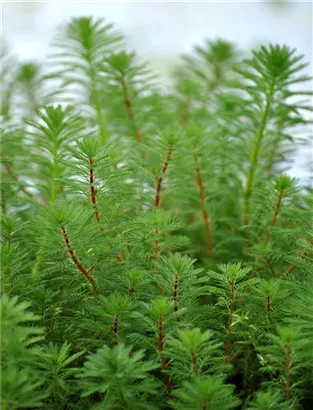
[1,16,312,410]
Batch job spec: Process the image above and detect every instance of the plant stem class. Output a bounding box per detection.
[285,263,296,276]
[265,296,271,316]
[190,349,199,376]
[128,285,135,297]
[50,151,59,204]
[3,160,34,198]
[153,145,173,276]
[32,245,45,275]
[253,188,284,275]
[285,240,313,276]
[158,312,172,394]
[265,258,277,278]
[89,65,107,144]
[158,312,164,352]
[121,74,143,144]
[112,314,119,344]
[194,154,213,258]
[87,158,123,261]
[154,145,173,208]
[180,97,213,258]
[265,190,284,246]
[181,95,190,126]
[244,83,274,226]
[153,228,160,262]
[61,226,98,295]
[267,138,279,176]
[285,343,291,403]
[173,272,180,321]
[225,280,235,359]
[89,157,101,222]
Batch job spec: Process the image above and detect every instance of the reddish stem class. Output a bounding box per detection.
[128,285,135,297]
[112,314,119,344]
[112,314,119,335]
[264,190,283,246]
[190,349,199,376]
[61,226,98,295]
[180,102,213,258]
[194,155,212,258]
[285,263,296,276]
[161,358,172,395]
[121,74,143,144]
[154,145,173,209]
[265,296,271,316]
[4,162,33,198]
[180,95,212,257]
[158,313,164,352]
[153,145,173,278]
[88,158,122,262]
[285,240,313,276]
[89,158,101,222]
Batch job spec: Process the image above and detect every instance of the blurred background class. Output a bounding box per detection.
[2,0,312,179]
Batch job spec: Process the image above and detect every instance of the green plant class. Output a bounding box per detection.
[78,343,160,409]
[1,16,312,410]
[170,376,241,410]
[1,295,46,409]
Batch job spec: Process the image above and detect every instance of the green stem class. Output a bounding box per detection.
[244,83,275,226]
[94,91,107,144]
[32,244,46,275]
[225,280,235,360]
[90,66,107,144]
[285,343,291,402]
[104,389,111,402]
[50,153,58,204]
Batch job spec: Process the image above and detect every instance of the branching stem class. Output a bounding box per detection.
[61,226,98,294]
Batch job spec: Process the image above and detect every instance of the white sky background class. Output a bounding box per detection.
[2,0,313,181]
